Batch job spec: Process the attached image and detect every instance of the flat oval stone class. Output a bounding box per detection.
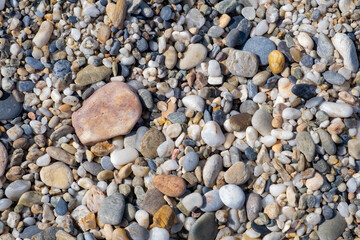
[219,184,245,209]
[296,131,315,162]
[40,162,73,189]
[74,65,112,86]
[179,44,208,70]
[72,82,142,145]
[224,162,250,185]
[183,151,199,172]
[332,33,359,72]
[322,71,346,85]
[202,154,223,188]
[153,175,186,197]
[291,84,317,100]
[200,189,224,212]
[319,102,353,118]
[251,108,273,136]
[0,92,22,120]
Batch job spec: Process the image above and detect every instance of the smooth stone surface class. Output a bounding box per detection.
[98,192,125,225]
[291,84,317,100]
[40,162,73,189]
[153,175,186,197]
[203,154,223,188]
[296,132,315,162]
[180,192,203,214]
[229,113,252,131]
[32,21,53,47]
[316,212,346,240]
[251,108,273,136]
[348,139,360,159]
[269,50,285,74]
[323,71,346,85]
[332,33,359,72]
[185,8,205,29]
[182,95,205,112]
[111,148,138,169]
[319,102,353,118]
[179,44,208,70]
[72,82,142,145]
[224,162,250,185]
[0,143,7,176]
[219,184,245,209]
[317,129,336,155]
[20,226,42,239]
[140,128,166,158]
[242,36,276,65]
[5,180,31,201]
[163,46,177,70]
[226,49,258,77]
[106,0,126,28]
[246,193,261,221]
[188,213,217,240]
[0,92,22,120]
[200,190,224,212]
[201,121,225,147]
[317,33,334,58]
[140,188,166,215]
[305,172,324,190]
[183,152,199,171]
[126,222,149,240]
[75,65,112,86]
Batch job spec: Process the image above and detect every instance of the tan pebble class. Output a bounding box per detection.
[269,50,285,74]
[56,230,76,240]
[305,172,324,190]
[91,141,115,156]
[338,91,355,104]
[272,142,282,153]
[150,205,176,231]
[219,14,231,28]
[264,202,280,219]
[224,162,250,185]
[39,162,73,189]
[106,0,126,28]
[78,212,96,231]
[87,186,105,213]
[97,170,114,181]
[112,228,129,240]
[118,163,133,179]
[290,48,301,62]
[98,24,111,44]
[272,116,283,128]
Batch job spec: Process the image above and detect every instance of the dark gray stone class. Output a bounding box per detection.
[242,36,276,65]
[0,92,22,120]
[323,71,346,85]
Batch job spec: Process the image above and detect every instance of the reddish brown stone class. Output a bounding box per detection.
[153,175,186,197]
[72,82,142,145]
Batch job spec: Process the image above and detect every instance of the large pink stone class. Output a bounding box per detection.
[72,82,142,145]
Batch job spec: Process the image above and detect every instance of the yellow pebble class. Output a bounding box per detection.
[269,50,285,74]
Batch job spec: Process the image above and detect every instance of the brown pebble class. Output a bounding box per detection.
[153,175,186,197]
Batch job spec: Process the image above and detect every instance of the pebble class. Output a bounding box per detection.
[149,227,169,240]
[348,139,360,159]
[72,82,142,145]
[201,121,225,147]
[246,193,261,221]
[242,36,276,65]
[126,222,149,240]
[32,21,53,47]
[74,65,112,86]
[185,9,205,29]
[316,212,347,240]
[0,92,22,120]
[317,129,336,155]
[40,162,73,189]
[188,213,217,240]
[305,172,324,190]
[219,184,245,209]
[319,102,353,118]
[5,180,31,201]
[291,84,317,100]
[269,50,285,74]
[200,189,224,212]
[53,60,71,78]
[203,154,222,187]
[98,192,125,225]
[296,131,315,162]
[182,95,205,112]
[183,152,199,171]
[179,192,203,215]
[179,44,208,70]
[153,175,186,197]
[55,198,68,216]
[229,113,252,132]
[323,71,346,85]
[226,49,258,77]
[331,33,359,72]
[317,33,334,58]
[251,108,273,136]
[0,143,7,176]
[140,128,166,158]
[106,0,126,27]
[224,162,250,185]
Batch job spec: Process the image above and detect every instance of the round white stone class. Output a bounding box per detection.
[110,147,139,169]
[201,121,225,147]
[219,184,245,209]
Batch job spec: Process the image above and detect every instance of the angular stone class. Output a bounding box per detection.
[153,175,186,197]
[40,162,73,189]
[317,129,336,155]
[226,49,258,77]
[72,82,142,145]
[188,213,217,240]
[229,113,252,132]
[150,205,176,231]
[106,0,126,28]
[74,65,112,86]
[140,188,166,215]
[32,21,53,48]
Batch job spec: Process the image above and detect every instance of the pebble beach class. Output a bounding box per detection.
[0,0,360,239]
